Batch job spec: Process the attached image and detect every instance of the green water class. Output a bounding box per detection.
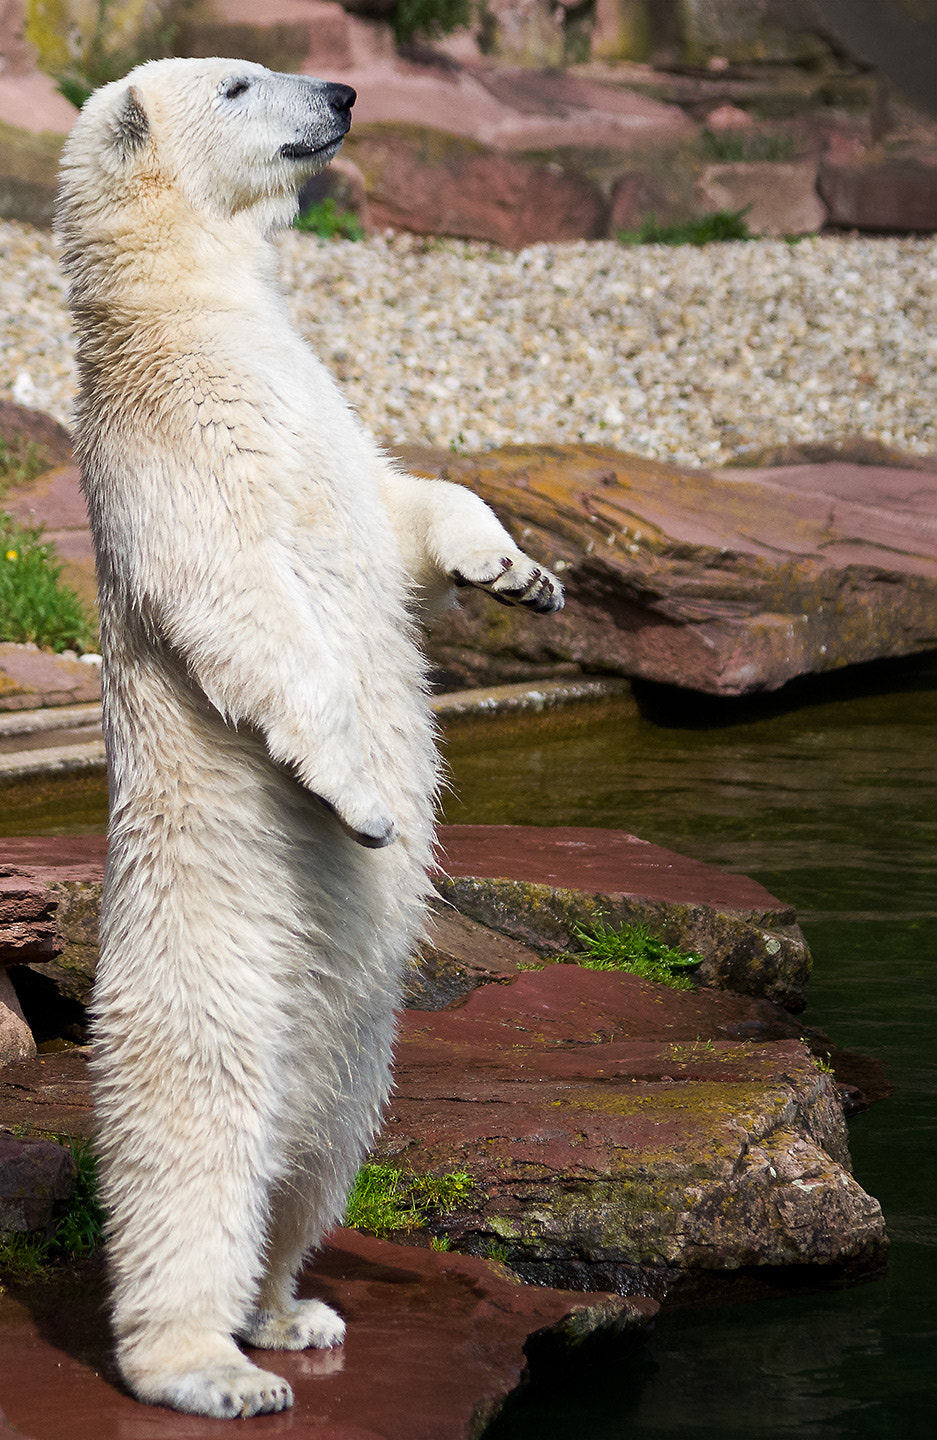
[2,662,935,1435]
[441,667,936,1440]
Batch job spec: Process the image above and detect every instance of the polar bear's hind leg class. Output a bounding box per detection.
[239,1299,345,1351]
[121,1332,293,1417]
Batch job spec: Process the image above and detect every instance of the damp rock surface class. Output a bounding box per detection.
[377,966,888,1303]
[0,1228,656,1440]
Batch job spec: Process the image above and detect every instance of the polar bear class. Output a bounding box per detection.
[55,57,562,1420]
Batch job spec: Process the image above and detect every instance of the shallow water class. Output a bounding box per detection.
[1,661,935,1436]
[441,665,937,1440]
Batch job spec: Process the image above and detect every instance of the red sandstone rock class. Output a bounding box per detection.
[0,645,100,712]
[0,1226,655,1438]
[0,1132,73,1235]
[26,442,937,700]
[0,73,77,135]
[177,0,358,72]
[407,900,544,1009]
[705,102,754,131]
[0,844,104,1012]
[3,464,96,607]
[375,966,887,1301]
[435,823,810,1007]
[819,145,937,231]
[0,969,32,1063]
[401,444,937,696]
[440,823,779,910]
[321,52,696,152]
[0,1049,93,1136]
[0,825,809,1008]
[695,159,827,235]
[465,63,697,150]
[344,124,607,246]
[0,403,72,466]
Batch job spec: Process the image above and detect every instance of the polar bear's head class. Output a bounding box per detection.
[57,57,356,237]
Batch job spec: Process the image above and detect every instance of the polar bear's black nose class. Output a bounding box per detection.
[325,84,356,119]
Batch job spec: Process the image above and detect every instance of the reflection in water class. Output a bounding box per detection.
[0,771,108,837]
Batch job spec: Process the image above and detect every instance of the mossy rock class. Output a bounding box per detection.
[435,873,811,1009]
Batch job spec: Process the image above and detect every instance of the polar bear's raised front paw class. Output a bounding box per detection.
[451,553,564,613]
[132,1360,293,1419]
[239,1299,346,1351]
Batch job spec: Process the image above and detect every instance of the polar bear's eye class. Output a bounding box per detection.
[222,78,250,100]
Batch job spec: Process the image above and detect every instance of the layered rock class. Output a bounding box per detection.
[9,442,935,702]
[434,824,811,1008]
[0,838,105,1016]
[0,828,885,1318]
[397,444,937,696]
[341,123,609,247]
[2,0,935,242]
[377,965,888,1302]
[820,143,937,233]
[695,158,826,236]
[0,967,32,1062]
[0,1131,73,1235]
[0,824,811,1012]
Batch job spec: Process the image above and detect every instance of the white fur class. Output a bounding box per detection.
[56,57,562,1419]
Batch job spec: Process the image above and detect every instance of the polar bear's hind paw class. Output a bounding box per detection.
[135,1361,293,1418]
[452,555,564,613]
[239,1298,346,1351]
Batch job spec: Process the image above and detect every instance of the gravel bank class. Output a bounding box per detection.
[1,220,934,467]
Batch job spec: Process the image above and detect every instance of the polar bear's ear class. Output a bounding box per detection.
[113,85,149,158]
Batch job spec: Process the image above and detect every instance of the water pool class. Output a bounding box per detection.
[441,665,936,1440]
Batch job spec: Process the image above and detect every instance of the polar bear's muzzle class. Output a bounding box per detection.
[280,82,356,161]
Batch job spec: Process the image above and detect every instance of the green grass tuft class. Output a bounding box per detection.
[570,921,702,990]
[0,1135,105,1285]
[618,209,752,247]
[294,198,365,242]
[0,513,98,653]
[345,1162,473,1237]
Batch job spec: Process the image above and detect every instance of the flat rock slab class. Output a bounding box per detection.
[0,646,100,714]
[0,839,105,1008]
[332,59,696,153]
[0,1229,655,1440]
[376,966,887,1303]
[0,1049,93,1138]
[819,145,937,232]
[9,444,937,698]
[439,824,780,910]
[400,444,937,696]
[0,825,810,1008]
[436,825,811,1008]
[0,1132,73,1234]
